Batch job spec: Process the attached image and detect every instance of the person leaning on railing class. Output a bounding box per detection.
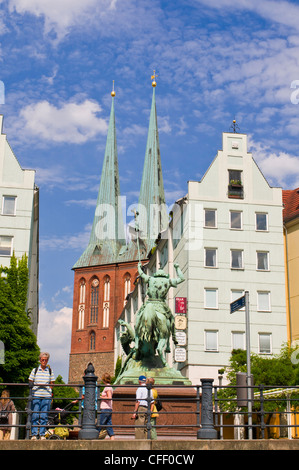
[28,352,55,440]
[0,390,16,440]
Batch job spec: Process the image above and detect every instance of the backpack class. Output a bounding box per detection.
[0,403,10,424]
[34,366,52,377]
[155,395,163,412]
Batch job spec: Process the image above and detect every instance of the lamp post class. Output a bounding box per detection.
[78,363,99,440]
[245,291,253,439]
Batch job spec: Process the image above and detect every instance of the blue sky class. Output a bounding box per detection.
[1,0,299,381]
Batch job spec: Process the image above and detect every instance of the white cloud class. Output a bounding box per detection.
[19,99,108,144]
[40,224,92,251]
[195,0,299,31]
[249,138,299,188]
[37,302,73,381]
[35,166,99,192]
[9,0,117,42]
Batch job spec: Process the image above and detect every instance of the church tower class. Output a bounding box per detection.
[68,78,168,383]
[137,72,168,252]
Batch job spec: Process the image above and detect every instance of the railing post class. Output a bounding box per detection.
[259,383,265,439]
[197,378,218,439]
[146,383,152,440]
[25,381,33,439]
[78,363,99,440]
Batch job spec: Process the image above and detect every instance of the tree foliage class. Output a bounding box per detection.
[51,375,79,425]
[218,345,299,414]
[0,254,40,386]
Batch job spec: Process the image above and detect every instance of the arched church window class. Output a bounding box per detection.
[90,278,99,324]
[103,276,110,328]
[90,331,96,350]
[103,275,110,302]
[78,279,86,330]
[124,273,131,305]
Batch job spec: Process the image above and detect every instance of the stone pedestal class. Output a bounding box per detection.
[112,385,198,437]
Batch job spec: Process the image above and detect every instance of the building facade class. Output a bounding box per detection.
[283,188,299,346]
[117,131,288,385]
[68,81,168,383]
[0,115,39,335]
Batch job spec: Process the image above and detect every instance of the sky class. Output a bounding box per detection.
[1,0,299,382]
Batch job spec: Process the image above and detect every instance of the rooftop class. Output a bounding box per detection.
[283,188,299,224]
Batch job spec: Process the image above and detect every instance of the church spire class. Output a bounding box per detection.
[73,84,125,268]
[137,73,168,252]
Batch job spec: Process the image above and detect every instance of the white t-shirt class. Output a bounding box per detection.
[136,385,153,407]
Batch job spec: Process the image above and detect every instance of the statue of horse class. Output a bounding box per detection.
[134,301,170,366]
[118,262,185,370]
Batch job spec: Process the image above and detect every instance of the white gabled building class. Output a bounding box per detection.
[0,115,39,335]
[116,131,287,385]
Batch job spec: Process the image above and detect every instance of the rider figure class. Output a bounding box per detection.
[137,261,185,348]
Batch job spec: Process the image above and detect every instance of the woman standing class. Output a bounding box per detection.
[0,390,16,440]
[146,377,159,440]
[99,373,114,440]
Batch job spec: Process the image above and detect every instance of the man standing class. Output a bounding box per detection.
[29,352,55,440]
[132,375,153,439]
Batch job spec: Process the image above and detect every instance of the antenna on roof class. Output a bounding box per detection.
[230,119,240,133]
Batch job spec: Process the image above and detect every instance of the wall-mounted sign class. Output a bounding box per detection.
[175,314,187,330]
[176,331,186,346]
[175,347,186,362]
[175,297,187,314]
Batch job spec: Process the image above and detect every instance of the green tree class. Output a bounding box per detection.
[0,254,40,387]
[51,375,79,425]
[218,346,299,415]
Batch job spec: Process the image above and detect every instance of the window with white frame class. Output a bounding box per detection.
[205,330,218,351]
[259,333,272,354]
[2,196,17,216]
[124,273,131,305]
[90,278,99,324]
[204,288,218,309]
[78,279,86,330]
[204,209,217,228]
[160,241,168,268]
[257,291,271,311]
[232,331,245,350]
[256,213,268,231]
[230,210,242,230]
[257,251,269,271]
[204,248,217,267]
[231,249,243,269]
[103,276,110,328]
[229,169,242,185]
[0,236,13,256]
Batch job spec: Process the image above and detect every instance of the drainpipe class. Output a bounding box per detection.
[284,224,292,344]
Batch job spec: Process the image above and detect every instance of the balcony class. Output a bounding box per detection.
[228,181,244,199]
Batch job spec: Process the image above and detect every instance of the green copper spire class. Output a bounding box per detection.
[137,76,168,252]
[73,86,126,268]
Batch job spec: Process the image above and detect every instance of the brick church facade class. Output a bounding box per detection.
[68,78,168,383]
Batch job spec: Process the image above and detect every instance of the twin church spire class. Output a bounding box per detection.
[74,76,168,268]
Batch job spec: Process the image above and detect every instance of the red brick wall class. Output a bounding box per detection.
[68,261,139,381]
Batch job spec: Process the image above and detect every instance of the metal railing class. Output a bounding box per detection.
[1,372,299,440]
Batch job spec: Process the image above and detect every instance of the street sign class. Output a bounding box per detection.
[175,314,187,330]
[230,295,245,313]
[175,297,187,314]
[176,331,186,346]
[175,347,186,362]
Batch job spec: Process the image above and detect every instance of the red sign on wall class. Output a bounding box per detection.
[175,297,187,314]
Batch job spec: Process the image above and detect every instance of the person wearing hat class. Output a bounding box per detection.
[132,375,153,439]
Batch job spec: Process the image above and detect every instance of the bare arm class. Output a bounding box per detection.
[170,263,185,287]
[138,262,149,282]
